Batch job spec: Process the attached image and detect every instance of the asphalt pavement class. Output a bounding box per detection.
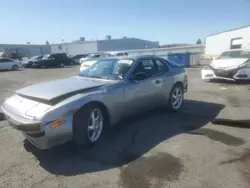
[0,67,250,188]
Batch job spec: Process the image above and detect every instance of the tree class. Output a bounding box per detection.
[45,40,50,45]
[196,39,202,44]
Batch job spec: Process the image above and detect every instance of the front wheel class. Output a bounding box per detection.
[73,104,104,147]
[168,84,184,111]
[12,65,18,71]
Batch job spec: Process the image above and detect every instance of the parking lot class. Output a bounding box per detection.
[0,67,250,188]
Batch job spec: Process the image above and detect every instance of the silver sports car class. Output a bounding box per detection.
[1,55,188,149]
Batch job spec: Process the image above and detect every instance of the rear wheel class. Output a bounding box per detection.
[73,104,104,147]
[168,84,183,111]
[12,65,18,71]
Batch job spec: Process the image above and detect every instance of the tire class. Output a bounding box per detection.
[60,62,65,68]
[12,65,18,71]
[73,104,105,147]
[168,84,184,112]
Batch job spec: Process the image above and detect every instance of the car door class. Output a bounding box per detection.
[51,54,58,66]
[124,58,163,116]
[153,58,174,105]
[48,55,56,67]
[0,59,5,70]
[61,53,69,64]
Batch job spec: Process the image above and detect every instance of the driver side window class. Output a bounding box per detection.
[131,59,158,79]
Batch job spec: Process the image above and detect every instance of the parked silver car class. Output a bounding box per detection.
[1,55,188,149]
[0,58,23,71]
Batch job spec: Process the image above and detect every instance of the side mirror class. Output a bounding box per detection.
[131,72,147,81]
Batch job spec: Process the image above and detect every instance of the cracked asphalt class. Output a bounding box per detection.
[0,67,250,188]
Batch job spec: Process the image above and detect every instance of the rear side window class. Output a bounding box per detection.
[140,59,158,78]
[155,59,169,75]
[49,55,55,59]
[54,54,67,59]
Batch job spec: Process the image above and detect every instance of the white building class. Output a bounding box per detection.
[205,25,250,55]
[0,44,51,57]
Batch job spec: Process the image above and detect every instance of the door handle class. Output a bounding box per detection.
[155,80,161,84]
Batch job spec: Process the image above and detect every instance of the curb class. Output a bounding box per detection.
[212,118,250,128]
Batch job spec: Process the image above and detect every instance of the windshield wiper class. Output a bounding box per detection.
[88,75,105,79]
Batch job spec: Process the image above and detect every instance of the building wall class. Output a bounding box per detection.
[50,42,98,55]
[205,26,250,55]
[112,44,204,56]
[97,38,159,51]
[0,44,51,57]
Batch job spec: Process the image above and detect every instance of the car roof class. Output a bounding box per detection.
[101,55,161,60]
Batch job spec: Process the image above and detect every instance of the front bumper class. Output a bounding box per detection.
[1,106,73,150]
[201,67,250,81]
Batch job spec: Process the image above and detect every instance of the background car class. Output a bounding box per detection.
[0,58,23,71]
[22,55,44,68]
[1,55,188,149]
[109,52,128,56]
[79,53,113,64]
[68,54,89,64]
[32,53,71,68]
[201,49,250,81]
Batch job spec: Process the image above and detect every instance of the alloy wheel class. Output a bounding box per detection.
[87,108,103,142]
[171,87,183,110]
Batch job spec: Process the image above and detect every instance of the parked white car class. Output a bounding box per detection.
[79,53,112,64]
[201,49,250,81]
[109,52,128,56]
[0,58,23,71]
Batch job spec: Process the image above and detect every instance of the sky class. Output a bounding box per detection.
[0,0,250,45]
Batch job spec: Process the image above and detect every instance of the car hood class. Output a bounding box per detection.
[16,76,113,103]
[211,58,248,69]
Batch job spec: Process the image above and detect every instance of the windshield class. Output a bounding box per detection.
[217,50,250,60]
[79,58,134,80]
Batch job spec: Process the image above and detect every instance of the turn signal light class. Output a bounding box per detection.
[50,119,66,128]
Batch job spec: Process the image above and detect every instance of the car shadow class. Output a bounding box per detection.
[23,99,224,176]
